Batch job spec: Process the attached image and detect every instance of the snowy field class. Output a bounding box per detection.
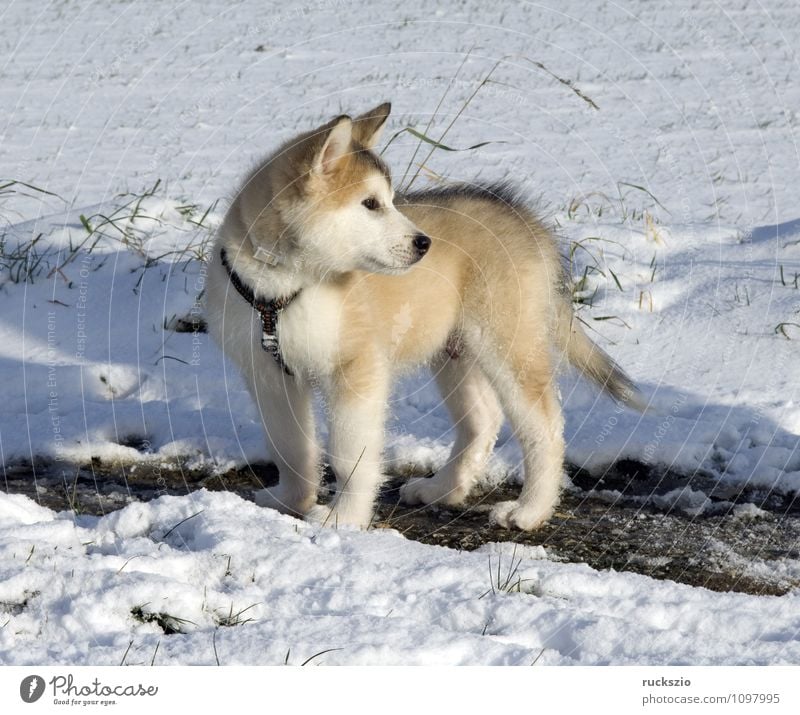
[1,0,799,665]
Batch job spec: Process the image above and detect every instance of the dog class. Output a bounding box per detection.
[205,102,641,530]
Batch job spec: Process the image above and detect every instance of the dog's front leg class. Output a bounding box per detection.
[306,360,389,529]
[250,366,320,517]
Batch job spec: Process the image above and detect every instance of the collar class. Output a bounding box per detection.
[219,247,300,376]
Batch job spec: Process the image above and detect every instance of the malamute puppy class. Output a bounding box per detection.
[205,103,640,530]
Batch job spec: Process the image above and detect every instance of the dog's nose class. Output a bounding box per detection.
[413,233,431,257]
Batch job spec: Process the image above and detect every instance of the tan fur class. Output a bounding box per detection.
[205,103,641,530]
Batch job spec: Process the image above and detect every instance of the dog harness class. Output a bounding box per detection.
[219,248,299,376]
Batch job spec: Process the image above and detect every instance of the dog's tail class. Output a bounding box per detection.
[554,297,647,411]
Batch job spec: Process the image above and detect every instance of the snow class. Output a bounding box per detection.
[1,490,799,665]
[1,0,799,664]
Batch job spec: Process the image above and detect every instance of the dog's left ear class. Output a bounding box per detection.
[352,102,392,149]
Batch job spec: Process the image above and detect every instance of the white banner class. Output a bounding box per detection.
[0,666,797,713]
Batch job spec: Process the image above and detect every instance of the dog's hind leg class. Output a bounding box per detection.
[306,353,389,529]
[473,339,566,531]
[249,365,320,517]
[401,352,503,507]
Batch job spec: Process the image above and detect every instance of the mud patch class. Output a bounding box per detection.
[2,459,799,596]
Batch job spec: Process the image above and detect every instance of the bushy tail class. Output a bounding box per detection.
[555,299,646,411]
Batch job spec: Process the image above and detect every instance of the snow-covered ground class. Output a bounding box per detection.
[1,0,799,664]
[2,489,800,665]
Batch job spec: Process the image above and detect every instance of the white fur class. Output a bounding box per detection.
[299,177,421,276]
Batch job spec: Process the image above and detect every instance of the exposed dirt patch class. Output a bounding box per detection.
[3,459,799,596]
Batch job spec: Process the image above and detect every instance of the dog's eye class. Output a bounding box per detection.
[361,196,380,211]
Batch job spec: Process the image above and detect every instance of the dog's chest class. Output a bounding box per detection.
[278,284,343,373]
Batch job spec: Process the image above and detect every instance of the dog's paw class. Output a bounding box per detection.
[304,503,372,529]
[254,486,313,516]
[489,500,551,531]
[400,476,468,507]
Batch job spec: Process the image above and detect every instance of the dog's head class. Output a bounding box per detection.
[239,103,430,277]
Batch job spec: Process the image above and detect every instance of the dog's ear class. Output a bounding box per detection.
[352,102,391,149]
[313,115,353,175]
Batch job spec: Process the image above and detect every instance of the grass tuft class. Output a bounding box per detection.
[131,604,196,635]
[0,233,52,283]
[385,53,598,194]
[2,180,216,285]
[479,545,536,598]
[213,602,260,628]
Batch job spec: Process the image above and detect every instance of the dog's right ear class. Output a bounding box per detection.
[312,116,353,175]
